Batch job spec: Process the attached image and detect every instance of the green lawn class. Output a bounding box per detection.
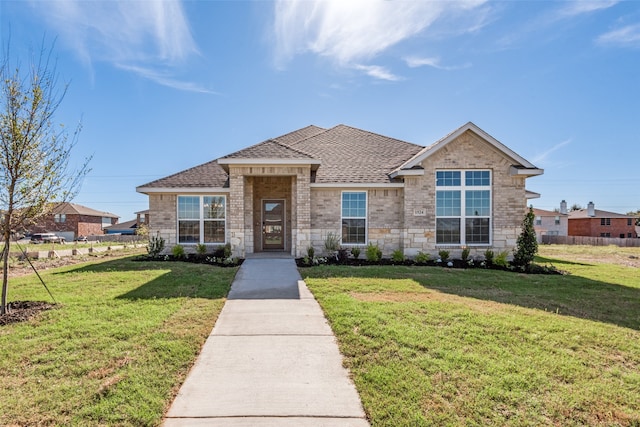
[0,253,237,426]
[301,245,640,426]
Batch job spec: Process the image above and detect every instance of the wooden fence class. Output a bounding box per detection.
[542,235,640,247]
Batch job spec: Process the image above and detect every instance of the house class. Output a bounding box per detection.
[533,201,569,242]
[103,219,138,235]
[136,209,150,228]
[568,202,638,238]
[136,122,543,258]
[28,202,119,241]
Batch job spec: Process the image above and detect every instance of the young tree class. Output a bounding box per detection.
[0,41,90,314]
[513,206,538,268]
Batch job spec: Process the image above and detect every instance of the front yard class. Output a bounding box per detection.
[0,252,237,426]
[301,245,640,426]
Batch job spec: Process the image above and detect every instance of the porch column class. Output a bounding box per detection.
[294,168,311,257]
[228,168,246,257]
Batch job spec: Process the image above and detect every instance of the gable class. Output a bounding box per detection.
[391,122,542,178]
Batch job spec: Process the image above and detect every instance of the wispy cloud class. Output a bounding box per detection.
[404,56,471,71]
[31,0,205,92]
[116,65,218,95]
[532,138,572,165]
[272,0,487,80]
[597,23,640,48]
[557,0,619,17]
[353,64,402,81]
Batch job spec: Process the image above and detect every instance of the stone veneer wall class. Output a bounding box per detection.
[227,165,311,257]
[309,187,404,256]
[403,130,527,258]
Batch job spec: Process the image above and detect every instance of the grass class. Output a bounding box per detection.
[0,252,237,426]
[301,245,640,426]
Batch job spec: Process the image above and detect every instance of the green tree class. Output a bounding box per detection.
[513,206,538,267]
[0,40,90,314]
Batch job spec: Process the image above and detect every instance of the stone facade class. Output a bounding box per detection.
[140,125,540,259]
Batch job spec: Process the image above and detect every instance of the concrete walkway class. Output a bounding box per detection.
[163,256,369,426]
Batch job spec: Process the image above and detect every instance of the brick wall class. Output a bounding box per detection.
[30,214,116,239]
[569,218,637,238]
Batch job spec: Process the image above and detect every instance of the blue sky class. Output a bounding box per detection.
[2,0,639,220]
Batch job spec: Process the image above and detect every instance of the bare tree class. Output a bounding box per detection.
[0,40,90,314]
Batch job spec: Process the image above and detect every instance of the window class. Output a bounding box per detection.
[555,216,560,225]
[535,216,542,226]
[178,195,226,244]
[628,218,633,226]
[101,217,112,227]
[628,233,633,238]
[601,218,611,226]
[436,170,491,245]
[54,214,66,223]
[341,192,366,244]
[600,232,611,237]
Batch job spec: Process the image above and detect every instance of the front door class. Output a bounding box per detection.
[262,200,285,250]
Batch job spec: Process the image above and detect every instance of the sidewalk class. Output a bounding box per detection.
[163,257,369,426]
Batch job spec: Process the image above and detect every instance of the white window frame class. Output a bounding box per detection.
[177,195,227,245]
[54,214,66,223]
[341,191,367,245]
[435,170,492,246]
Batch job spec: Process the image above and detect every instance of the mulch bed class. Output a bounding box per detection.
[0,301,56,326]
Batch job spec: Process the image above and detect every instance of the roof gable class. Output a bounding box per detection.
[392,122,542,177]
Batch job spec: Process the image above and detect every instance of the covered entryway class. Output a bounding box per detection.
[262,199,285,250]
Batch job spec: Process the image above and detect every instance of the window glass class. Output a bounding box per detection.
[342,192,366,218]
[436,171,461,186]
[465,170,490,186]
[465,191,490,216]
[178,196,200,219]
[436,218,461,243]
[436,191,461,216]
[341,192,366,244]
[178,196,226,244]
[436,170,491,245]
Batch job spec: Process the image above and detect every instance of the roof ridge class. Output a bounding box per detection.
[271,139,316,159]
[328,124,424,149]
[139,158,224,187]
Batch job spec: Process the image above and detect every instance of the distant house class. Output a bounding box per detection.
[533,200,568,242]
[103,219,138,235]
[29,202,119,241]
[568,202,638,238]
[137,122,543,257]
[135,209,149,228]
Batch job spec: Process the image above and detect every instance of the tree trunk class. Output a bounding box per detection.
[1,236,9,315]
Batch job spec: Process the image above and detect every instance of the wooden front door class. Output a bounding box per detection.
[262,200,285,250]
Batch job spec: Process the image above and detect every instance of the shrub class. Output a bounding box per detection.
[196,243,207,255]
[172,244,185,259]
[391,249,405,262]
[484,249,494,264]
[223,243,232,258]
[513,206,538,267]
[324,232,341,256]
[351,246,361,259]
[365,243,382,262]
[307,246,315,259]
[337,248,349,263]
[438,249,450,262]
[461,247,470,262]
[494,250,509,267]
[414,251,430,263]
[148,232,165,257]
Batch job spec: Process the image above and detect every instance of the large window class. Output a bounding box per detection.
[178,195,226,244]
[341,191,366,244]
[54,214,66,223]
[436,170,491,245]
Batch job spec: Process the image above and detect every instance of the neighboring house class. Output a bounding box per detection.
[533,200,569,242]
[29,202,119,241]
[136,122,543,258]
[136,209,150,228]
[103,219,138,235]
[568,202,638,238]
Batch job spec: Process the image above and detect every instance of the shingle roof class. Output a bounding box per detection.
[221,139,317,160]
[138,160,229,189]
[273,125,326,146]
[283,125,423,183]
[51,202,119,218]
[568,209,634,219]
